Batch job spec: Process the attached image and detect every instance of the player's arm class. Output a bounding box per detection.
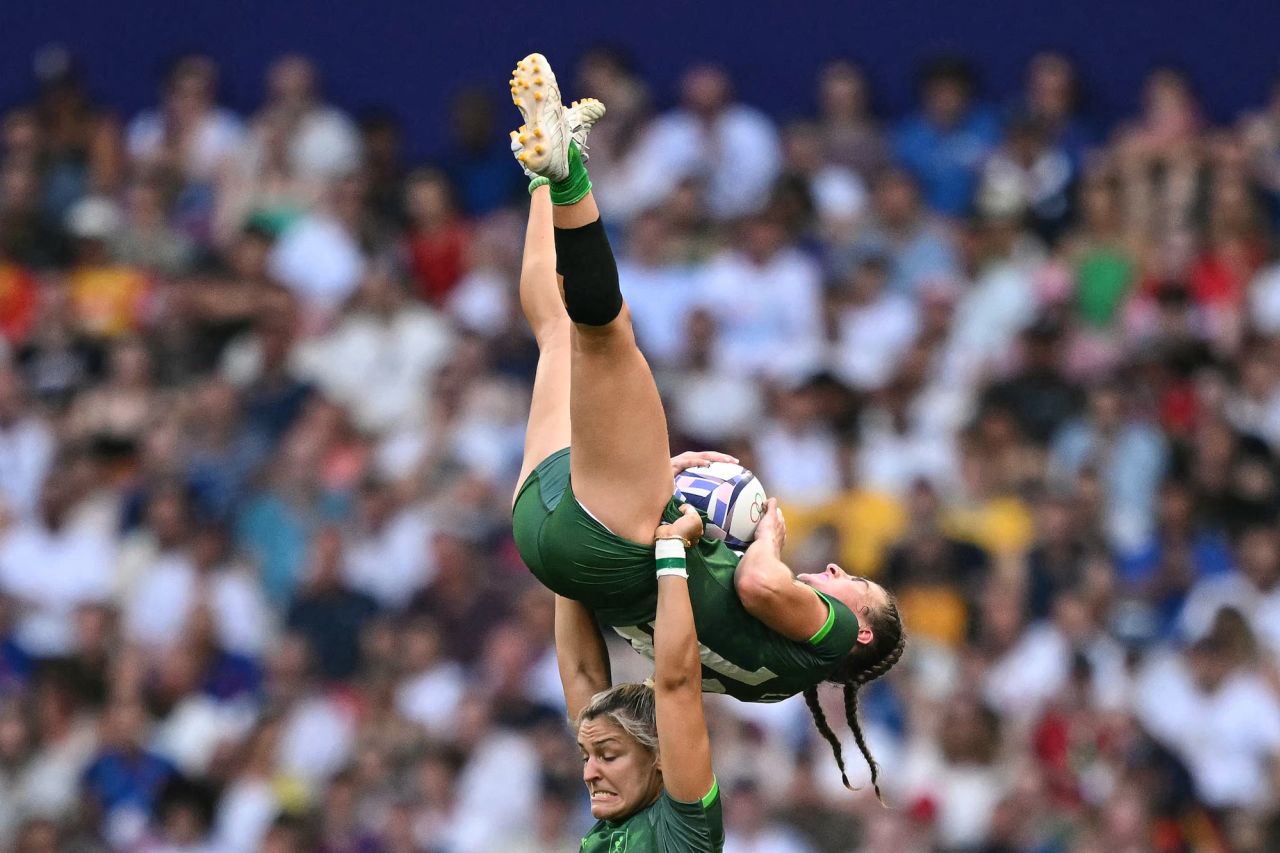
[735,498,830,642]
[554,594,612,721]
[653,505,716,804]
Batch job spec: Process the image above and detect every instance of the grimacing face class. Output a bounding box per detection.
[577,716,662,821]
[796,564,889,646]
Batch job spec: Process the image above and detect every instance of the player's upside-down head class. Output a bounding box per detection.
[796,564,906,804]
[575,683,661,821]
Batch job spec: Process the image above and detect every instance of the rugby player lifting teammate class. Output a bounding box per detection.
[507,52,905,796]
[567,506,724,851]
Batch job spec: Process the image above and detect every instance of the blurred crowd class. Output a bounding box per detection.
[1,42,1280,853]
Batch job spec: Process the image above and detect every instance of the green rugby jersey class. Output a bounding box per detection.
[598,528,860,703]
[580,780,724,853]
[512,450,859,702]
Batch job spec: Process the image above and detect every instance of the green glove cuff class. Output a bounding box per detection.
[527,176,550,195]
[550,141,592,206]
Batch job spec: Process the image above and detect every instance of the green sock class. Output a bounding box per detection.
[550,141,592,206]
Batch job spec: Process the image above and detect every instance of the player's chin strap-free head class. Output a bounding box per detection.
[803,596,906,805]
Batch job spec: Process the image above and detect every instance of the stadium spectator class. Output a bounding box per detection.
[1134,612,1280,810]
[1050,382,1168,549]
[695,210,824,380]
[844,168,961,297]
[403,168,472,307]
[295,263,453,434]
[617,209,693,368]
[267,173,370,330]
[286,527,378,682]
[0,467,113,658]
[1015,51,1095,168]
[751,379,844,506]
[830,254,919,390]
[815,60,890,180]
[780,120,868,244]
[0,367,53,522]
[81,697,178,848]
[440,86,525,216]
[0,247,38,347]
[126,55,242,189]
[252,55,362,182]
[342,477,436,611]
[28,46,124,217]
[893,57,1001,217]
[65,195,151,339]
[610,64,782,221]
[0,155,70,269]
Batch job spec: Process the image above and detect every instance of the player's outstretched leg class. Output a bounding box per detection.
[511,53,672,545]
[513,99,608,501]
[514,182,570,501]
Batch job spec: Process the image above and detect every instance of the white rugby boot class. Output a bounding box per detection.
[508,52,572,181]
[510,97,606,177]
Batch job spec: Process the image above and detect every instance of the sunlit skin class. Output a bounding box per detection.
[795,564,890,647]
[578,717,662,821]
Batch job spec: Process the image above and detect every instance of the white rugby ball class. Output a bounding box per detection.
[674,462,768,550]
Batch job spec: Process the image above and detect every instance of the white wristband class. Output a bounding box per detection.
[655,539,685,559]
[655,539,688,579]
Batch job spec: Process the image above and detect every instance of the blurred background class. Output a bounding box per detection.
[3,3,1280,852]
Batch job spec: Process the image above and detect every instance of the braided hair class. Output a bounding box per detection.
[803,596,906,803]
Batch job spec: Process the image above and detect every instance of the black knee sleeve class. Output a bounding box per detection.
[554,219,623,326]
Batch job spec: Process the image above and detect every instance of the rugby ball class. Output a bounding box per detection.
[674,462,768,551]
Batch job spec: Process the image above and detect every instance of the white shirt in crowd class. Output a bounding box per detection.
[0,521,114,657]
[1249,263,1280,335]
[752,421,843,507]
[124,554,274,656]
[276,695,356,787]
[832,293,919,390]
[294,306,454,434]
[982,622,1130,725]
[725,826,816,853]
[236,104,362,183]
[695,249,824,381]
[0,720,98,845]
[666,368,765,444]
[977,147,1072,221]
[809,164,868,228]
[285,106,362,180]
[126,108,245,183]
[1134,652,1280,809]
[1224,386,1280,450]
[214,776,279,853]
[269,214,366,323]
[446,377,530,483]
[944,258,1040,387]
[618,259,697,368]
[344,507,436,610]
[897,740,1010,849]
[445,266,512,337]
[395,661,466,737]
[855,409,958,497]
[295,306,455,432]
[1179,572,1280,658]
[598,104,782,221]
[0,415,54,521]
[152,694,256,777]
[446,731,541,853]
